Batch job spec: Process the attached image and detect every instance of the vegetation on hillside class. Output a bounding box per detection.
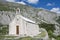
[39,23,60,40]
[0,3,14,11]
[39,23,55,38]
[0,25,9,35]
[56,16,60,24]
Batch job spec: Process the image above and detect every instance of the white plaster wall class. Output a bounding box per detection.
[26,22,40,37]
[9,19,16,35]
[19,18,26,35]
[22,19,26,34]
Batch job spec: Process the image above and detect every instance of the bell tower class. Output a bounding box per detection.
[16,8,20,15]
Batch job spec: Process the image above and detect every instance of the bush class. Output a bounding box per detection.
[39,23,55,32]
[0,25,9,35]
[56,16,60,24]
[39,23,55,38]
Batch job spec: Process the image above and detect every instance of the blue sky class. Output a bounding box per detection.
[6,0,60,13]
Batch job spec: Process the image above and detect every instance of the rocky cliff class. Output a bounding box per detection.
[0,2,58,25]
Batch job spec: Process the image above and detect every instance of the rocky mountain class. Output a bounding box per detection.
[0,2,58,25]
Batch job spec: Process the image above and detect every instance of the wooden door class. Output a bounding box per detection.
[16,25,19,35]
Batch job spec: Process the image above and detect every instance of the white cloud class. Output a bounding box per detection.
[6,0,15,2]
[47,3,54,6]
[6,0,26,5]
[16,2,26,5]
[6,0,39,4]
[50,8,60,13]
[27,0,39,4]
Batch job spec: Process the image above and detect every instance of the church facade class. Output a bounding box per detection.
[9,8,40,37]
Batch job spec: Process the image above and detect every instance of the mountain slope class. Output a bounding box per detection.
[0,2,59,25]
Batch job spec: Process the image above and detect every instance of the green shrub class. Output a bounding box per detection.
[39,23,55,32]
[39,23,55,38]
[0,25,9,35]
[56,16,60,24]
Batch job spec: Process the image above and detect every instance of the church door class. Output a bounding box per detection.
[16,25,19,35]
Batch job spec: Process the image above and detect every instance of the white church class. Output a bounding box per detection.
[9,8,40,37]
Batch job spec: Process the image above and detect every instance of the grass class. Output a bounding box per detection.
[34,30,46,39]
[0,35,18,40]
[0,31,46,40]
[18,36,42,40]
[38,31,46,37]
[18,36,33,40]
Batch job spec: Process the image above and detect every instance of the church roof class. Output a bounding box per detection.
[20,15,35,23]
